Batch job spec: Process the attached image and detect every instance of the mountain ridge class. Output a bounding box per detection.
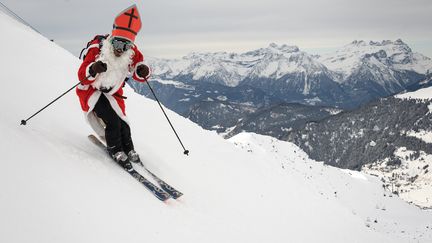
[145,40,432,109]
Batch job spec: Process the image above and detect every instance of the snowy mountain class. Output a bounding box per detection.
[319,40,432,105]
[133,45,348,137]
[319,39,432,80]
[146,40,431,109]
[147,50,253,87]
[240,44,347,107]
[286,83,432,209]
[363,86,432,209]
[147,43,349,108]
[148,43,339,89]
[2,9,432,243]
[129,40,432,142]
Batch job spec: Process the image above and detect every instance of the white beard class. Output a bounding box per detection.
[91,38,134,91]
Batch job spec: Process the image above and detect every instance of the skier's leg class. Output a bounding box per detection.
[93,95,123,156]
[120,120,134,153]
[119,120,141,163]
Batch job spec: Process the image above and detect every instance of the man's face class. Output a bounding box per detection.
[111,38,132,57]
[113,49,123,57]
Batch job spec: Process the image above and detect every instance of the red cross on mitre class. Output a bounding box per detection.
[112,4,142,42]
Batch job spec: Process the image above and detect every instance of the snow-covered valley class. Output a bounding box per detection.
[0,9,431,243]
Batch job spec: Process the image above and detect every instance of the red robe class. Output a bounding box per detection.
[76,36,147,136]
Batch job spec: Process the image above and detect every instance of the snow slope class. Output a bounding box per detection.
[397,86,432,101]
[229,133,432,238]
[1,10,432,243]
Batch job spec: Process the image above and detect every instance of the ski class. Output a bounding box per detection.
[88,134,171,202]
[140,164,183,199]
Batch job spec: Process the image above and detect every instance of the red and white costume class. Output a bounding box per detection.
[76,36,147,137]
[76,4,147,137]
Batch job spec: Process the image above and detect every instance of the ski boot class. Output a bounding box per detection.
[127,149,141,164]
[112,151,133,171]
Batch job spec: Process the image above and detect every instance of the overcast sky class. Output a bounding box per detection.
[2,0,431,58]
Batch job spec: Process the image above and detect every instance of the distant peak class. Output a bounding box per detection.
[350,39,408,47]
[351,40,366,45]
[394,38,406,45]
[376,39,407,46]
[268,43,299,53]
[269,43,278,48]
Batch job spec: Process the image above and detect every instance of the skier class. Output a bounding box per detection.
[77,5,150,170]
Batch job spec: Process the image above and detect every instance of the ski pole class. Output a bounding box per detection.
[145,80,190,156]
[20,81,82,125]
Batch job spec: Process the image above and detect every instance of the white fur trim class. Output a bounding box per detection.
[86,112,105,138]
[81,44,100,60]
[88,43,100,50]
[87,91,102,112]
[77,84,89,90]
[85,91,104,137]
[86,62,96,81]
